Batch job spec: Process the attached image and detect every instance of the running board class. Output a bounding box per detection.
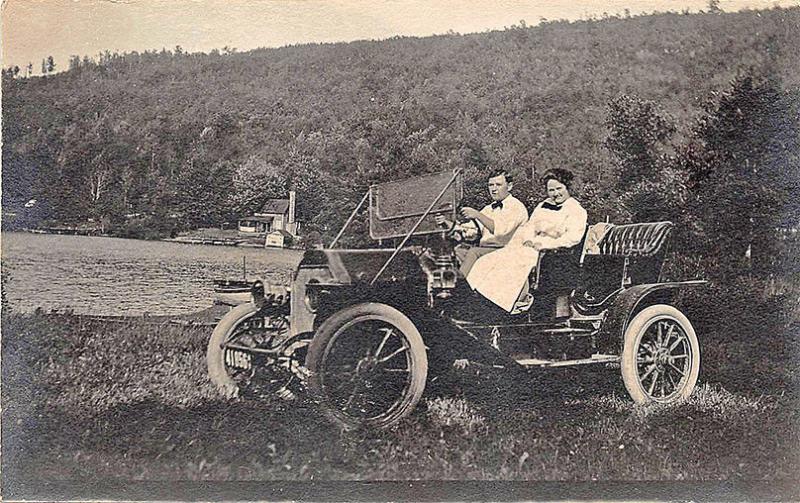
[538,327,595,336]
[516,354,620,368]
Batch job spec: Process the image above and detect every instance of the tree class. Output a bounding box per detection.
[228,155,287,216]
[604,95,683,223]
[682,72,800,281]
[69,55,81,71]
[172,159,234,228]
[605,95,676,188]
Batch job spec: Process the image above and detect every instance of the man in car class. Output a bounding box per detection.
[436,169,529,276]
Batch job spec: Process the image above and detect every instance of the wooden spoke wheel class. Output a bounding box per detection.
[306,303,427,430]
[207,303,309,400]
[621,304,700,404]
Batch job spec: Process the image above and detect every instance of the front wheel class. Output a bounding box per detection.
[306,303,428,430]
[621,304,700,404]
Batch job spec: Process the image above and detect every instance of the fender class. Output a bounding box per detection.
[596,280,707,354]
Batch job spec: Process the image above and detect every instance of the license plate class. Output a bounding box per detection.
[225,349,252,370]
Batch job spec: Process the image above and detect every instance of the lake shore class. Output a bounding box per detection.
[10,225,304,249]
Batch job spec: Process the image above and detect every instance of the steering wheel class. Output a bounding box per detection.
[449,227,465,243]
[447,218,481,245]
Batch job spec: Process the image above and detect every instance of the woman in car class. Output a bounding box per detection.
[466,168,587,313]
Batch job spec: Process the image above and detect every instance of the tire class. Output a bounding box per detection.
[306,303,428,430]
[207,303,258,397]
[621,304,700,404]
[207,303,307,399]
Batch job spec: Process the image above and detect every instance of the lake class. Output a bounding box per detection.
[1,232,304,316]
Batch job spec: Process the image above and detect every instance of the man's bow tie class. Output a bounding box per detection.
[491,201,503,210]
[541,202,563,211]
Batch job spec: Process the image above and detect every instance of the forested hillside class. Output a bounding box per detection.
[2,7,799,248]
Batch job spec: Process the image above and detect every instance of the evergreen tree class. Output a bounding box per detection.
[683,73,800,280]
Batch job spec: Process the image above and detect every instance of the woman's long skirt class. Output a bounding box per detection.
[466,245,539,312]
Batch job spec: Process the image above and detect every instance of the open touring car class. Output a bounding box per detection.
[206,170,705,429]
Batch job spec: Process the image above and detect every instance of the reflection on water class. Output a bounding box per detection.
[1,232,303,316]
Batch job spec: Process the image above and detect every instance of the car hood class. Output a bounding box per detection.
[298,248,419,284]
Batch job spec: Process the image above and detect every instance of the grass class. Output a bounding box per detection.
[1,311,798,489]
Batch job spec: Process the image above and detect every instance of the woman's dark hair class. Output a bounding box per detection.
[487,168,513,184]
[540,168,574,190]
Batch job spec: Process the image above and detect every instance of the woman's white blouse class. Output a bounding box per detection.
[512,197,588,250]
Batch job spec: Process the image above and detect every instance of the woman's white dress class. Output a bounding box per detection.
[466,197,588,312]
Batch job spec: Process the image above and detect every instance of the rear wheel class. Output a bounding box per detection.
[621,304,700,404]
[207,303,309,400]
[306,303,428,430]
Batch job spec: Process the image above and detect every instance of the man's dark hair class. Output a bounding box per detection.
[487,168,513,184]
[540,168,575,190]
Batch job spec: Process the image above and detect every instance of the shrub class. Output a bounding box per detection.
[113,215,178,240]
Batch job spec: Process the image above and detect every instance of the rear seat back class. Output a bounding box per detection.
[580,221,673,303]
[593,221,673,258]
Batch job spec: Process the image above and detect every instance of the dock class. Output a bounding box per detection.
[22,226,104,236]
[163,236,242,246]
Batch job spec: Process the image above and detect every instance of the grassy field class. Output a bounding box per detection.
[2,309,798,494]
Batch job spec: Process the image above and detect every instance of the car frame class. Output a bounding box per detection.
[206,169,705,429]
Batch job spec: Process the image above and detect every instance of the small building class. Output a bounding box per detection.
[238,191,299,240]
[237,215,275,234]
[265,229,294,248]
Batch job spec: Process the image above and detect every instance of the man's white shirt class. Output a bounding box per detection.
[457,194,529,247]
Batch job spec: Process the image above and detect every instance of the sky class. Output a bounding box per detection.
[2,0,799,74]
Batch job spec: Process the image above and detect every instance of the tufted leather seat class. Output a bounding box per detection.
[595,221,673,257]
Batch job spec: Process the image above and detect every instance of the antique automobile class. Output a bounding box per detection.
[206,170,705,429]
